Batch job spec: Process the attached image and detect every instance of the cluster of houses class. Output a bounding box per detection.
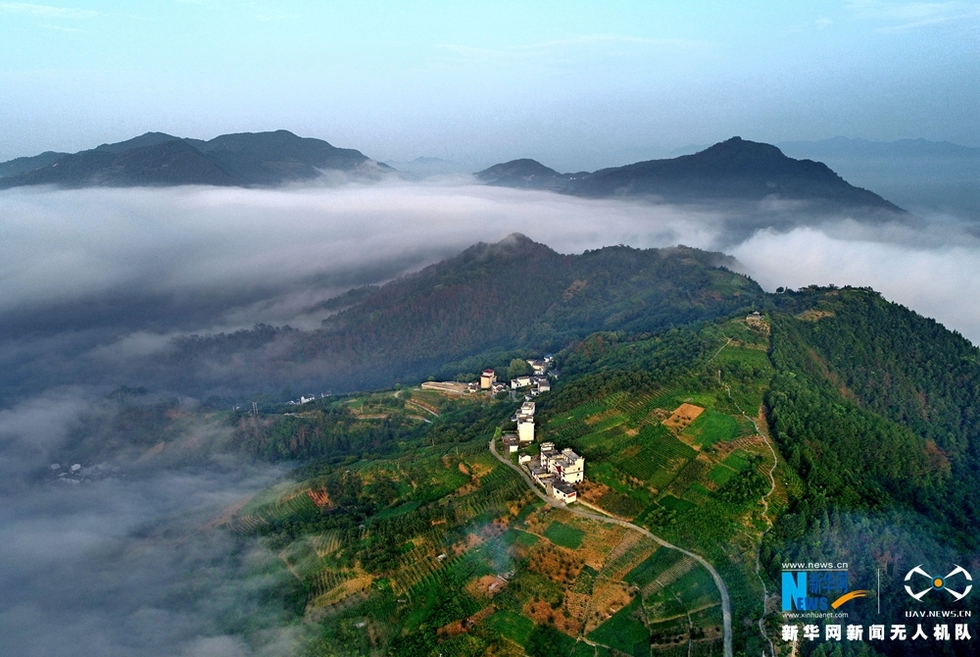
[520,443,585,503]
[426,356,585,504]
[490,359,585,505]
[284,393,330,406]
[472,356,555,397]
[48,461,117,484]
[501,400,538,451]
[421,357,556,398]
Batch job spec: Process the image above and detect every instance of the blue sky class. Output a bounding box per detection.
[1,1,978,168]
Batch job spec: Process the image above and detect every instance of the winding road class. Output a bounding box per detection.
[489,438,733,657]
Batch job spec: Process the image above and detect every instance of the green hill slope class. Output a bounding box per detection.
[212,284,980,657]
[152,235,763,397]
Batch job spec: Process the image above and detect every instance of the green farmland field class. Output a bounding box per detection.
[543,521,585,549]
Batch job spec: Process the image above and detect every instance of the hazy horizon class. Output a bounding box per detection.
[2,2,978,170]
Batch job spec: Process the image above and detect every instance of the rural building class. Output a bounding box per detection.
[522,441,585,500]
[501,435,520,454]
[551,480,578,503]
[480,369,496,390]
[529,463,552,487]
[510,375,532,389]
[539,442,584,484]
[527,359,548,375]
[517,418,534,444]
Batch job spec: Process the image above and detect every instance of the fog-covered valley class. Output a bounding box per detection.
[2,179,978,403]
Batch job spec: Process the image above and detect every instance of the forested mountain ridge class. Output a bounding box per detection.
[150,234,764,398]
[765,287,980,547]
[209,283,980,656]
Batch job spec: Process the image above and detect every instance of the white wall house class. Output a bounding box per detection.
[518,418,534,444]
[538,443,584,484]
[511,375,532,389]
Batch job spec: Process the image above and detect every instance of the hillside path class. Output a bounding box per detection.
[489,438,733,657]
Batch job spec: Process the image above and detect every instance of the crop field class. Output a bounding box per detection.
[683,408,739,448]
[596,488,646,517]
[721,450,752,472]
[588,597,651,657]
[706,463,737,486]
[612,426,698,489]
[543,521,585,549]
[658,495,695,513]
[662,402,705,432]
[624,549,694,597]
[483,609,534,646]
[308,568,356,605]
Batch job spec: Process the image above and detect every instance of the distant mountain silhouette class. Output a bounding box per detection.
[777,137,979,217]
[0,130,388,189]
[0,151,69,178]
[475,159,570,190]
[778,136,980,159]
[478,137,904,212]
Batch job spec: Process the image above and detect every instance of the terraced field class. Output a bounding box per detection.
[226,317,781,656]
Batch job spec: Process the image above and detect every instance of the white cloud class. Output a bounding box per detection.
[0,2,96,18]
[1,181,978,400]
[844,0,980,30]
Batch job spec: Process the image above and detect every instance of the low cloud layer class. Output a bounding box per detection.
[3,179,979,338]
[0,391,299,657]
[2,180,979,402]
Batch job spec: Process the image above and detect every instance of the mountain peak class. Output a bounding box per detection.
[475,159,565,189]
[687,136,789,166]
[94,132,182,154]
[0,130,381,189]
[477,137,904,212]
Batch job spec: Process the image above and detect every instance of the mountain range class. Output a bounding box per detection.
[477,137,905,212]
[2,131,907,213]
[0,130,385,188]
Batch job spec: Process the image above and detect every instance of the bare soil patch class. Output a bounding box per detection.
[662,403,705,433]
[796,309,835,322]
[466,574,508,599]
[306,489,332,508]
